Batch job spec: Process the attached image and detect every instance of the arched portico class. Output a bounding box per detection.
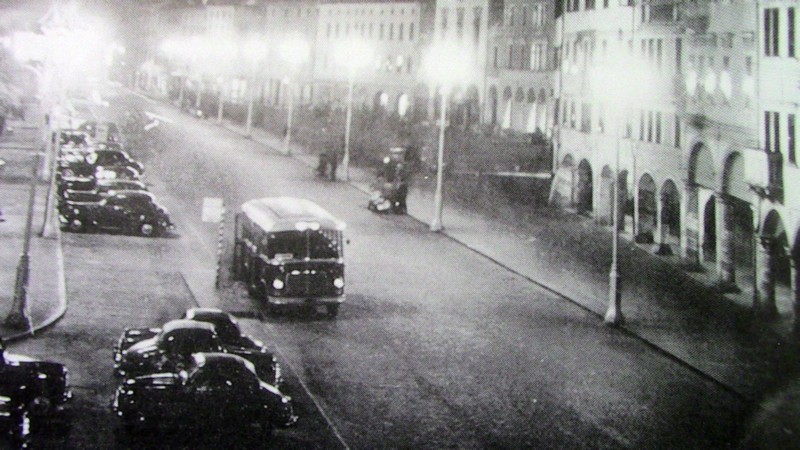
[576,159,593,215]
[549,155,575,208]
[655,179,680,255]
[636,174,657,243]
[685,142,716,266]
[756,210,790,318]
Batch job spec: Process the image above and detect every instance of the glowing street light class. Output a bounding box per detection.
[277,36,310,156]
[333,38,374,181]
[422,41,473,232]
[590,41,652,326]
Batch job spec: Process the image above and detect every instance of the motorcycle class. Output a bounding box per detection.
[368,180,407,214]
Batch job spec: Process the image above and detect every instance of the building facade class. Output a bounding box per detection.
[485,0,556,135]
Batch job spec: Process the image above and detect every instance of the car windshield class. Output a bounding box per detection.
[268,230,339,260]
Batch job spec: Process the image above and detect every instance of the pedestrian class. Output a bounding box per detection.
[329,148,339,181]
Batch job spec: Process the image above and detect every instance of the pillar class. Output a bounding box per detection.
[715,194,738,291]
[683,185,700,265]
[792,257,800,338]
[754,235,778,319]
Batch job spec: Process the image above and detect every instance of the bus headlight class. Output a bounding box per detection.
[272,279,285,290]
[333,277,344,289]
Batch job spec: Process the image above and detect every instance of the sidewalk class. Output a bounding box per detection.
[0,109,67,343]
[169,97,798,402]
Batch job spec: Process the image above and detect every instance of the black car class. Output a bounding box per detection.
[111,353,295,437]
[116,308,281,387]
[114,316,280,387]
[58,149,144,179]
[61,179,148,205]
[0,338,72,441]
[59,190,174,237]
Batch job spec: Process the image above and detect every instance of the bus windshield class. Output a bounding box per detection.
[268,230,340,260]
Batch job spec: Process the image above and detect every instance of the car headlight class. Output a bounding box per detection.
[272,279,284,290]
[333,277,344,289]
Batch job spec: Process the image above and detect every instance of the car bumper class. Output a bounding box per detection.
[266,295,345,306]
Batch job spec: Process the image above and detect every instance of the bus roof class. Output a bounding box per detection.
[241,197,346,233]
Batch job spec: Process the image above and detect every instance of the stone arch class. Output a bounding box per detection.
[397,93,410,117]
[374,91,389,110]
[488,85,498,125]
[688,141,716,189]
[702,195,717,262]
[660,179,680,240]
[758,209,791,317]
[637,173,657,243]
[503,86,513,101]
[515,87,525,102]
[538,88,546,103]
[576,159,593,215]
[465,85,480,126]
[598,165,614,225]
[720,151,753,288]
[527,88,536,103]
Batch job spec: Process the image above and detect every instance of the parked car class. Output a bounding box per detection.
[78,121,121,143]
[59,190,174,237]
[0,338,72,441]
[61,179,148,205]
[111,353,295,438]
[58,148,143,179]
[114,315,280,387]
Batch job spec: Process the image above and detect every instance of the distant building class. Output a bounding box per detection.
[485,0,556,135]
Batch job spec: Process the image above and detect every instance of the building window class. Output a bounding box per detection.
[508,45,514,69]
[493,46,499,68]
[389,23,394,40]
[655,112,662,144]
[473,8,482,50]
[399,23,404,40]
[441,8,448,38]
[533,4,544,27]
[409,22,415,41]
[789,113,797,164]
[586,0,595,11]
[457,7,464,40]
[569,101,577,128]
[765,111,780,153]
[764,8,779,56]
[789,7,796,58]
[522,6,528,26]
[674,114,681,148]
[380,23,384,39]
[581,103,592,132]
[509,6,515,27]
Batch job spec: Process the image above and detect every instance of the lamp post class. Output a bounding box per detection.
[591,39,651,326]
[277,36,310,157]
[6,154,40,330]
[242,36,267,138]
[217,77,224,123]
[422,42,472,232]
[283,77,294,156]
[334,39,374,181]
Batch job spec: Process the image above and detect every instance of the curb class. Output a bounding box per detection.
[4,210,68,344]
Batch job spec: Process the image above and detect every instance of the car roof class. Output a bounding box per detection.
[162,319,215,334]
[192,352,257,376]
[241,197,346,233]
[184,308,229,321]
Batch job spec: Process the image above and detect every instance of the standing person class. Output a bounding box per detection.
[329,148,339,182]
[0,159,5,222]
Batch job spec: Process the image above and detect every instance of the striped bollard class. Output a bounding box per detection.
[215,209,226,289]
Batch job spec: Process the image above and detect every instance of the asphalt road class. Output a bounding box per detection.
[8,88,749,449]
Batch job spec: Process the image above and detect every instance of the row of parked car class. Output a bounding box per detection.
[56,123,175,237]
[0,307,296,447]
[110,308,296,440]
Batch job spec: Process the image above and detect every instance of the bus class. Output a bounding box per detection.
[233,197,346,318]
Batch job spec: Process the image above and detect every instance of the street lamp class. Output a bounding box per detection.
[242,36,268,138]
[333,39,374,181]
[277,36,310,157]
[590,41,651,326]
[422,42,473,232]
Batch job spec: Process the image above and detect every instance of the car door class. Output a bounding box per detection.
[99,195,132,230]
